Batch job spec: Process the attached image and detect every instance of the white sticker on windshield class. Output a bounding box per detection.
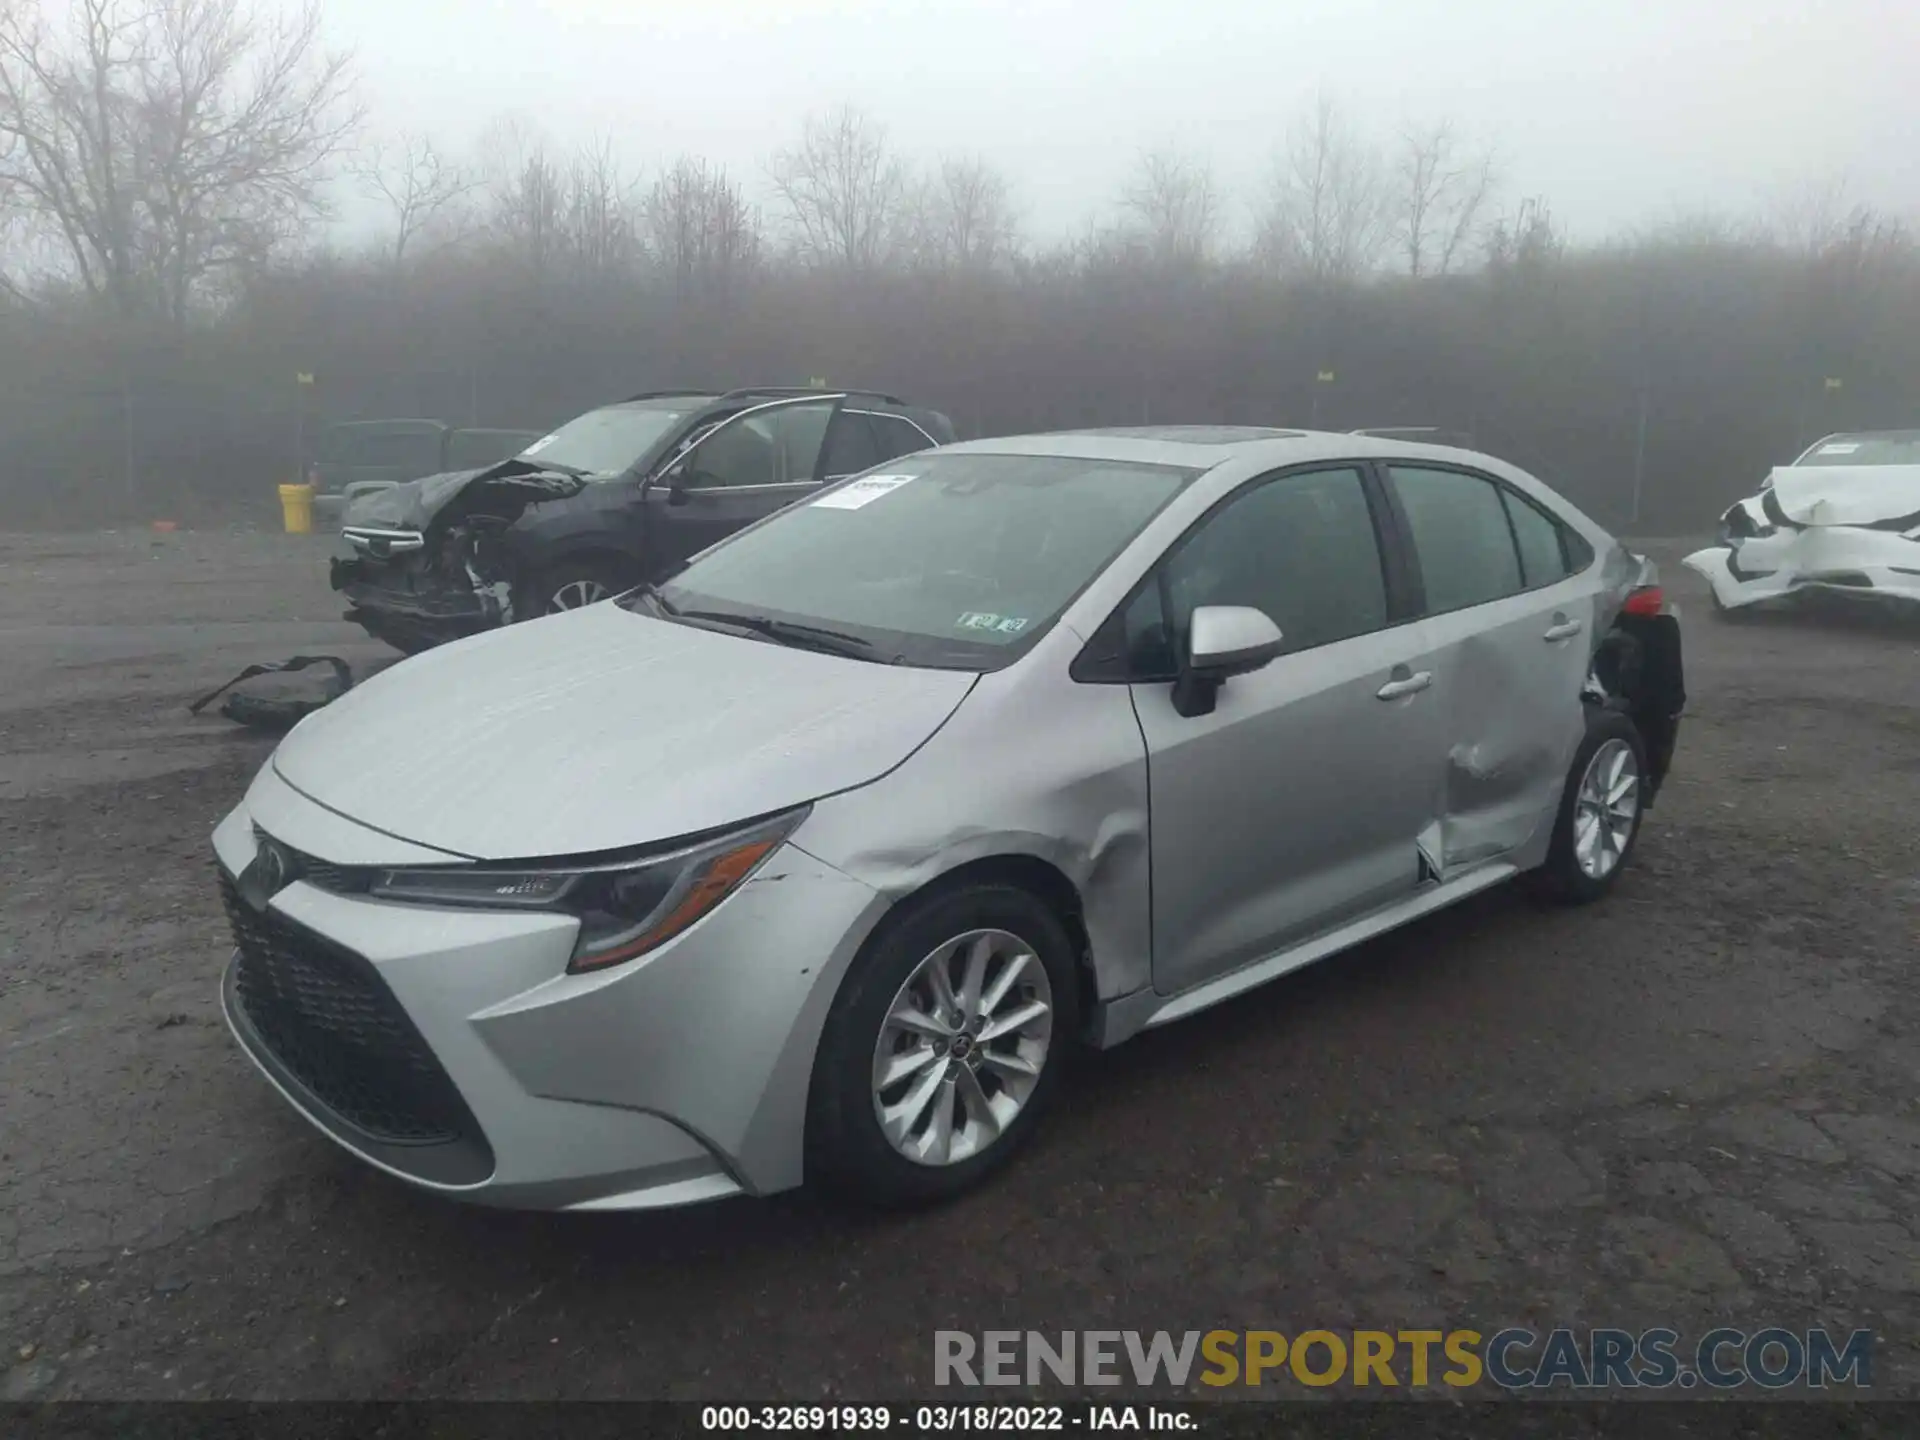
[813,473,917,510]
[957,612,1029,634]
[1817,442,1860,454]
[522,433,560,454]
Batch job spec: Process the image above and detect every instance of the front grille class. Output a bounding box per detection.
[251,826,372,895]
[219,872,471,1146]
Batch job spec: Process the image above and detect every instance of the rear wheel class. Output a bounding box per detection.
[1526,708,1648,905]
[806,883,1078,1208]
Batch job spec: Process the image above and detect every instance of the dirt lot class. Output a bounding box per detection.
[1,527,1917,1402]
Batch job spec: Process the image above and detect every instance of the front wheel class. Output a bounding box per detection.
[1526,708,1648,905]
[524,558,633,619]
[806,883,1079,1208]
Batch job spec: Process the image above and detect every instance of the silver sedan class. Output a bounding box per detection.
[210,426,1685,1210]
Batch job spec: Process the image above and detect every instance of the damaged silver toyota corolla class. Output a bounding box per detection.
[1684,430,1920,617]
[212,427,1684,1212]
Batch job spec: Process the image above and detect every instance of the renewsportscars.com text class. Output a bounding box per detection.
[934,1328,1873,1390]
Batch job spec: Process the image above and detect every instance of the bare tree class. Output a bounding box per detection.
[560,135,638,276]
[0,0,356,321]
[1765,175,1856,257]
[1117,149,1219,267]
[1484,196,1562,277]
[767,103,908,271]
[478,115,565,272]
[641,154,761,293]
[1256,95,1386,282]
[351,131,474,265]
[1393,120,1497,277]
[904,156,1018,272]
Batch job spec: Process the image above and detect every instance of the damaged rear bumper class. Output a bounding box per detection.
[1682,529,1920,612]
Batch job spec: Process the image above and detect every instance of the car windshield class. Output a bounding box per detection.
[1795,432,1920,468]
[516,403,696,477]
[632,451,1197,669]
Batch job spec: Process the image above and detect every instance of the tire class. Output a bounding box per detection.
[526,557,633,619]
[1526,707,1649,905]
[806,882,1080,1208]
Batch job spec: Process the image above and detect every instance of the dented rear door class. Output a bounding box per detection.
[1383,463,1594,874]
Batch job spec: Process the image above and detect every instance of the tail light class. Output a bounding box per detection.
[1621,585,1665,617]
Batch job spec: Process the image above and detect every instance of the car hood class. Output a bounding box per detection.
[340,467,490,530]
[270,603,979,859]
[1765,464,1920,528]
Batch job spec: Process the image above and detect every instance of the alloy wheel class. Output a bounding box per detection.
[870,928,1054,1167]
[549,579,610,612]
[1573,737,1640,879]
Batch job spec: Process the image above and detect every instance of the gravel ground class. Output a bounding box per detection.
[1,528,1917,1402]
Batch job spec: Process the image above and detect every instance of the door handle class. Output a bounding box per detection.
[1376,670,1433,701]
[1543,619,1584,642]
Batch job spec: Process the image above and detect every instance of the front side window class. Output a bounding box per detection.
[680,401,836,489]
[518,403,691,478]
[1117,466,1391,677]
[1388,465,1524,614]
[635,452,1196,670]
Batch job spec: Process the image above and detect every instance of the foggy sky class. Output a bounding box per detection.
[326,0,1920,245]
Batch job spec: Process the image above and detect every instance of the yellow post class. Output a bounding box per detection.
[278,481,315,534]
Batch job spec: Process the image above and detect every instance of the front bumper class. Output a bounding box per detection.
[1682,529,1920,612]
[212,766,890,1210]
[331,551,496,648]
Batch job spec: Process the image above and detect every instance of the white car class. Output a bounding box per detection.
[1684,431,1920,616]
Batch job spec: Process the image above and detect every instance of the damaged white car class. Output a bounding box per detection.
[1684,430,1920,616]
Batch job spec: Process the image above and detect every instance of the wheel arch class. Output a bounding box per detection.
[849,852,1100,1044]
[512,543,646,615]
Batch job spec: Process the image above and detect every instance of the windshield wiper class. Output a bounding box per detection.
[623,582,680,616]
[670,608,883,661]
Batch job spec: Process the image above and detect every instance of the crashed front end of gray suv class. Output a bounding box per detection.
[331,464,590,652]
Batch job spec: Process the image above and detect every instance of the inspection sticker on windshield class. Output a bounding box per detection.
[1817,442,1860,454]
[813,473,918,510]
[957,612,1029,634]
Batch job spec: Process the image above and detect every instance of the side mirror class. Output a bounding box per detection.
[659,457,691,505]
[1172,605,1285,718]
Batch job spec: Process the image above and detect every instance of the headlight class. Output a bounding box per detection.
[369,808,808,973]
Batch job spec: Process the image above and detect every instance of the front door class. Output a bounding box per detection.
[645,396,845,569]
[1126,465,1452,999]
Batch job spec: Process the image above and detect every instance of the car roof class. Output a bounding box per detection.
[932,426,1498,471]
[604,394,718,412]
[1803,429,1920,445]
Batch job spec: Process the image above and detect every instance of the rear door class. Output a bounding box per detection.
[1121,464,1453,998]
[1380,462,1599,871]
[643,396,846,568]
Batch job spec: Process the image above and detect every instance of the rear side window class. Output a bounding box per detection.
[351,430,444,470]
[1502,488,1570,588]
[870,414,936,462]
[1388,465,1523,614]
[820,412,882,479]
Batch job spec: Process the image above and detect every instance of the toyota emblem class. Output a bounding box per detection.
[254,839,290,894]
